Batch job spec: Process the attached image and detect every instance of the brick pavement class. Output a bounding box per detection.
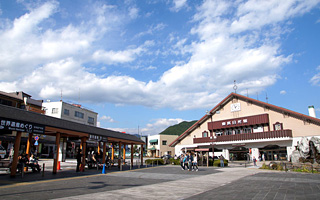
[1,163,320,200]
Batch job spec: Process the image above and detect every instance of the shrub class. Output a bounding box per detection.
[211,159,228,167]
[260,163,270,170]
[145,159,164,165]
[169,158,180,165]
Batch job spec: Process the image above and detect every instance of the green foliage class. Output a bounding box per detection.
[169,158,180,165]
[260,163,270,170]
[145,159,164,165]
[159,121,197,135]
[209,159,228,167]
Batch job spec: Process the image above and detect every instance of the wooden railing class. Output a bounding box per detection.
[193,129,292,144]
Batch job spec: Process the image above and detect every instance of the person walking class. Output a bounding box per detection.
[219,155,224,167]
[180,154,185,170]
[192,153,199,171]
[188,153,193,171]
[183,153,189,170]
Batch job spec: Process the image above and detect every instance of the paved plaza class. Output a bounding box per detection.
[0,161,319,200]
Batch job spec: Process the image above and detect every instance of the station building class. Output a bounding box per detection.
[170,93,320,161]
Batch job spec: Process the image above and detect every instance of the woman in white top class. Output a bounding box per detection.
[192,153,198,171]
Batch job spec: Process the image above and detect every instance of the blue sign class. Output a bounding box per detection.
[34,141,38,146]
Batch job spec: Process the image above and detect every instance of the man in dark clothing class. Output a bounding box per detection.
[76,150,82,172]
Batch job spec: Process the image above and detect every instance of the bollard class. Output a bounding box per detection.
[245,162,246,168]
[130,163,132,170]
[102,164,106,174]
[57,161,61,170]
[42,163,45,177]
[157,160,158,166]
[120,162,122,171]
[152,161,154,167]
[312,164,314,174]
[138,161,140,169]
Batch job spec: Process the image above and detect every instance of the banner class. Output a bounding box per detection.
[0,117,45,134]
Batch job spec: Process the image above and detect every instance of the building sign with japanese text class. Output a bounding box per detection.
[208,114,269,130]
[0,117,45,134]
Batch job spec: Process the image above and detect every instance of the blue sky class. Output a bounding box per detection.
[0,0,319,135]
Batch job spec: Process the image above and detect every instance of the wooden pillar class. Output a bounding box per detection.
[201,151,203,166]
[111,143,114,165]
[26,133,33,159]
[81,137,87,172]
[10,131,22,177]
[97,142,101,155]
[118,142,122,168]
[53,133,60,174]
[25,133,33,171]
[140,144,143,166]
[131,144,134,167]
[102,142,106,164]
[123,144,126,164]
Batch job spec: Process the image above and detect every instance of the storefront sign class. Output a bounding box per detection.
[0,117,45,134]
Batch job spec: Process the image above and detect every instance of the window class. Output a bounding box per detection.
[64,109,69,116]
[226,130,233,135]
[75,111,84,119]
[52,108,58,114]
[243,127,252,133]
[202,131,208,137]
[215,131,223,136]
[162,140,167,145]
[274,122,283,131]
[0,99,12,106]
[88,117,95,125]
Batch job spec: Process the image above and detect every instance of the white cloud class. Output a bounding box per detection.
[100,115,116,123]
[0,0,319,111]
[129,7,139,19]
[170,0,188,12]
[142,118,184,135]
[134,23,166,38]
[105,118,184,135]
[310,65,320,86]
[280,90,287,95]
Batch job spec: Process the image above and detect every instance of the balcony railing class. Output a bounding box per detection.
[193,129,292,144]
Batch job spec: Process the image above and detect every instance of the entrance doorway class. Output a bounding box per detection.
[259,145,287,161]
[229,146,249,161]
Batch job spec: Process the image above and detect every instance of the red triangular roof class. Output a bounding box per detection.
[170,92,320,147]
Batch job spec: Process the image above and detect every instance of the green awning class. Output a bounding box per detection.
[148,146,156,150]
[149,139,158,143]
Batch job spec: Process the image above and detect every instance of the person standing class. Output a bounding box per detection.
[219,155,224,167]
[180,154,185,170]
[192,153,199,171]
[253,156,257,166]
[76,150,82,172]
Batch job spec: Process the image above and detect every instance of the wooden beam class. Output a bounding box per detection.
[140,144,143,166]
[131,144,134,168]
[46,126,89,137]
[81,137,87,172]
[53,132,60,174]
[107,137,144,145]
[102,142,106,164]
[10,131,22,177]
[118,142,122,168]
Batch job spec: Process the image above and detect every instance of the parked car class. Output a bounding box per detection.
[0,145,6,159]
